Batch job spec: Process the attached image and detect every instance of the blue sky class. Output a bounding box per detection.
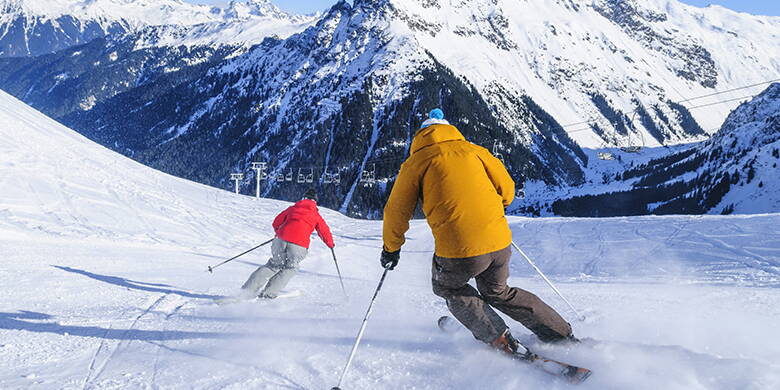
[678,0,780,16]
[186,1,780,16]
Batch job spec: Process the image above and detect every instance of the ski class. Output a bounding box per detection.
[437,315,592,384]
[215,289,304,305]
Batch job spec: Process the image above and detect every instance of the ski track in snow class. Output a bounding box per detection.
[1,91,780,389]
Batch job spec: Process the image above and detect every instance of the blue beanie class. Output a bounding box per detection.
[429,108,444,120]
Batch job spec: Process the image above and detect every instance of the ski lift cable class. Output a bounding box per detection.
[684,94,761,110]
[246,78,780,179]
[359,79,773,167]
[557,77,779,129]
[676,78,780,104]
[560,91,762,136]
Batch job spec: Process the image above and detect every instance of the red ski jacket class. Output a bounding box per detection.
[272,199,335,249]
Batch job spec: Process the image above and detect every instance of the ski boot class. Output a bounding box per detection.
[258,292,277,300]
[491,329,522,355]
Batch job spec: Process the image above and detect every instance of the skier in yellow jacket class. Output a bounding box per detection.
[381,108,576,352]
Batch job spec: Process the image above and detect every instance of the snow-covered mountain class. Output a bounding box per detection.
[58,0,593,218]
[0,0,316,57]
[2,84,780,389]
[0,0,224,57]
[131,0,319,49]
[1,0,779,217]
[386,0,780,143]
[551,83,780,216]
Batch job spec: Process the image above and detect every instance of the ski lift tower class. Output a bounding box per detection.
[230,173,244,195]
[251,162,267,199]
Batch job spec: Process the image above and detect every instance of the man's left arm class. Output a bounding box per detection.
[315,215,335,249]
[480,150,515,207]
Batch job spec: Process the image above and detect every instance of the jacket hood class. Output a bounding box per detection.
[295,199,318,209]
[410,124,466,154]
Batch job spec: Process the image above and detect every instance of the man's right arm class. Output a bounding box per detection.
[382,160,421,253]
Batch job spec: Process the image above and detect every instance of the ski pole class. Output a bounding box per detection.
[331,248,348,297]
[207,238,274,273]
[511,241,585,321]
[331,266,390,390]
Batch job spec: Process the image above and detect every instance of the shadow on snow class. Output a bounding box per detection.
[0,310,235,341]
[52,265,220,299]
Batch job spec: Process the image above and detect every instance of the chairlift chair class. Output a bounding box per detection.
[306,168,314,184]
[598,152,615,160]
[360,164,376,187]
[620,146,642,153]
[285,168,293,182]
[492,141,507,164]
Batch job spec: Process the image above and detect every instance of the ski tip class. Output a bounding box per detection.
[207,266,213,273]
[330,387,342,390]
[437,315,460,333]
[566,367,593,384]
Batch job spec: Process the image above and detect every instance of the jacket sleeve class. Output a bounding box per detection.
[315,214,335,248]
[382,159,421,253]
[272,207,290,232]
[480,150,515,207]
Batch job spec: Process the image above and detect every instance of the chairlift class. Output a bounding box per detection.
[276,172,284,182]
[306,168,314,184]
[593,110,645,161]
[297,168,305,184]
[333,171,340,184]
[492,140,506,164]
[620,145,642,153]
[598,152,615,160]
[360,164,376,186]
[620,106,645,154]
[323,171,332,184]
[285,168,293,182]
[515,179,525,199]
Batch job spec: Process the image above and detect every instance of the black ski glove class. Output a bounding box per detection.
[380,249,400,270]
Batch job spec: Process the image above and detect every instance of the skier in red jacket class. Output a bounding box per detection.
[237,188,335,299]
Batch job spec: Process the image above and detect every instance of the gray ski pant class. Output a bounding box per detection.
[241,237,308,297]
[431,245,573,343]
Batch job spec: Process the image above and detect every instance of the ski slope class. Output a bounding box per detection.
[1,90,780,389]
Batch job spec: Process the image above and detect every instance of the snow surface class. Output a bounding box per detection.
[1,90,780,389]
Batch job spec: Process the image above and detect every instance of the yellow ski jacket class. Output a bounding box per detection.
[383,124,515,258]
